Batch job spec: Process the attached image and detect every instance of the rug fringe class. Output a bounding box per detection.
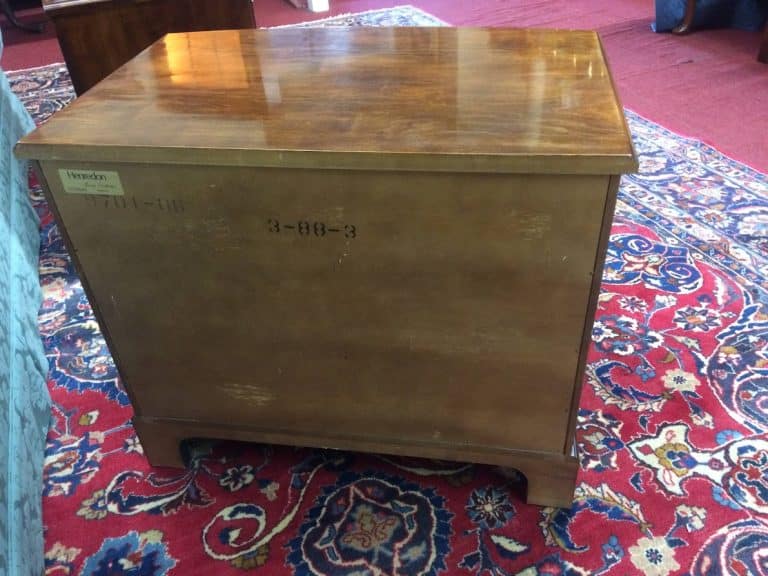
[626,108,768,181]
[266,4,451,28]
[5,61,68,75]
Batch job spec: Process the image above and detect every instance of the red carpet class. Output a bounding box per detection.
[7,6,768,574]
[1,0,767,171]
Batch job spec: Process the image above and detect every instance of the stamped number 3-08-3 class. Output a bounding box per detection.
[268,219,357,239]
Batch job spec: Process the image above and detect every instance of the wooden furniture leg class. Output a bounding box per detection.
[132,418,187,468]
[670,0,767,63]
[135,416,580,508]
[672,0,697,34]
[0,0,45,32]
[759,24,768,63]
[500,457,579,509]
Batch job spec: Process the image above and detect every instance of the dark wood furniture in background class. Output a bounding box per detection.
[673,0,768,62]
[42,0,255,94]
[0,0,44,31]
[17,27,638,508]
[672,0,698,34]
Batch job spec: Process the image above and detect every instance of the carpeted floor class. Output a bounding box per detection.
[8,6,768,576]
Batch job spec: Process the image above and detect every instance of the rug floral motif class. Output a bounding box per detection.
[8,6,768,575]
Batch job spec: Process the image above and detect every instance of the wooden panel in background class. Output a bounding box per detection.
[42,0,255,94]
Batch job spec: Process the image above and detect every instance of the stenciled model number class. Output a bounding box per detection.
[267,219,357,239]
[83,195,184,213]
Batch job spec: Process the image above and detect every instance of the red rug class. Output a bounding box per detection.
[8,8,768,575]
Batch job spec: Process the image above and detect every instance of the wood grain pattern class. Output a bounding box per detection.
[17,27,636,174]
[564,173,621,456]
[41,0,255,95]
[38,160,609,455]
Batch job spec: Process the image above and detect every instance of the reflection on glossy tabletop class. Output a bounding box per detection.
[17,27,636,173]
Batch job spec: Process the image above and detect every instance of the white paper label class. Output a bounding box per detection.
[59,169,124,196]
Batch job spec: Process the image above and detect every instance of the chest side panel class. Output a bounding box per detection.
[41,161,610,454]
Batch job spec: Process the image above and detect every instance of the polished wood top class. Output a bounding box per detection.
[17,27,637,174]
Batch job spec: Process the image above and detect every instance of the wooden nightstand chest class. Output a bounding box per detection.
[16,27,637,508]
